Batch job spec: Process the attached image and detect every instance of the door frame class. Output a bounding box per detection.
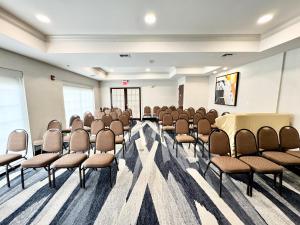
[110,87,141,120]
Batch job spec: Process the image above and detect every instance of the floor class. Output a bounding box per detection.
[0,121,299,225]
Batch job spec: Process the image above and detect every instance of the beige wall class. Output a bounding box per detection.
[0,48,101,142]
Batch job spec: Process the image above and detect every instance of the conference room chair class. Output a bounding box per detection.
[63,118,84,143]
[173,119,196,157]
[235,129,283,195]
[203,129,251,197]
[178,113,189,123]
[165,108,172,114]
[161,113,175,140]
[21,129,63,189]
[33,120,62,155]
[52,128,89,188]
[191,112,203,134]
[279,126,300,158]
[109,111,118,121]
[177,108,184,114]
[90,119,105,147]
[119,114,131,141]
[82,129,119,188]
[209,109,218,118]
[143,106,151,117]
[158,111,166,128]
[102,114,113,128]
[153,106,160,117]
[197,107,206,115]
[161,106,168,111]
[0,129,28,187]
[197,118,211,157]
[104,108,111,115]
[83,112,94,131]
[115,108,122,118]
[257,126,300,166]
[169,105,176,111]
[110,120,126,157]
[69,115,80,127]
[187,107,195,119]
[206,111,217,129]
[171,110,179,123]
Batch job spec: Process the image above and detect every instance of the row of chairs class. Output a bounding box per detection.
[204,126,300,197]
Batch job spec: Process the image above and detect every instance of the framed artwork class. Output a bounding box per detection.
[215,72,239,106]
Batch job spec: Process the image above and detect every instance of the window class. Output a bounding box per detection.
[63,85,95,126]
[0,68,30,155]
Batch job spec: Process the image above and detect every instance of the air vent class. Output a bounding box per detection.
[222,53,234,57]
[119,54,131,58]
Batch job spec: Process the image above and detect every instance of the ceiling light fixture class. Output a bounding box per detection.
[145,68,151,72]
[35,14,51,23]
[223,67,228,71]
[257,14,273,25]
[144,13,156,25]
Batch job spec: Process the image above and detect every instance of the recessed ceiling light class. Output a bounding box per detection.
[144,13,156,25]
[213,71,217,74]
[257,14,273,25]
[35,14,51,23]
[145,68,151,72]
[223,67,228,71]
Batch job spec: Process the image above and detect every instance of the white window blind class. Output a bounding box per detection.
[0,68,30,155]
[63,85,95,126]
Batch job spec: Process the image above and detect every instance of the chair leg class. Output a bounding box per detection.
[6,164,10,188]
[82,167,86,189]
[173,139,175,149]
[109,166,112,188]
[114,158,119,171]
[279,172,283,195]
[47,165,52,188]
[188,143,191,149]
[122,143,125,158]
[176,142,178,157]
[219,171,223,197]
[273,173,277,187]
[79,166,83,188]
[21,168,25,189]
[203,161,211,177]
[201,142,204,157]
[250,172,254,196]
[194,142,196,157]
[247,172,252,196]
[52,168,56,188]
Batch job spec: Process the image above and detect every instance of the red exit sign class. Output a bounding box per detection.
[122,80,129,86]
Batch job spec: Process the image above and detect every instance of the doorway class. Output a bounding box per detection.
[178,85,184,107]
[110,87,141,119]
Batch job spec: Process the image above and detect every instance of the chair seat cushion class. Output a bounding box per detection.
[175,134,195,143]
[240,156,283,173]
[0,154,22,166]
[83,154,114,168]
[90,134,96,143]
[286,150,300,158]
[162,125,175,131]
[52,153,87,168]
[33,139,43,146]
[262,151,300,166]
[63,135,70,143]
[115,135,124,144]
[211,156,250,173]
[198,134,209,143]
[22,153,60,168]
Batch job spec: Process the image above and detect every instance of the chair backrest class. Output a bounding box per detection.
[197,107,206,115]
[206,112,216,125]
[91,119,105,135]
[42,129,62,153]
[116,108,122,118]
[110,120,124,136]
[96,129,115,154]
[209,129,231,156]
[102,114,113,127]
[144,106,151,114]
[69,115,80,127]
[153,106,160,116]
[177,108,183,114]
[221,112,230,116]
[128,108,133,117]
[235,129,258,157]
[175,119,189,135]
[47,120,62,130]
[104,108,111,115]
[193,112,203,126]
[161,106,168,111]
[209,109,218,118]
[162,114,173,126]
[122,110,130,118]
[171,110,179,121]
[197,119,211,135]
[71,118,84,131]
[179,113,189,122]
[119,114,130,127]
[165,108,172,114]
[188,107,195,117]
[109,111,118,121]
[69,128,90,153]
[257,126,280,151]
[159,111,166,121]
[184,110,191,119]
[7,129,28,153]
[279,126,300,150]
[83,113,94,127]
[169,105,176,111]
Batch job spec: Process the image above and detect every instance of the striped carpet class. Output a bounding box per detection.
[0,121,299,225]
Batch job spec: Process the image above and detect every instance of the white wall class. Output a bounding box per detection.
[0,48,101,141]
[100,79,178,112]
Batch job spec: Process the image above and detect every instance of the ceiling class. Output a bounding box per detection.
[1,0,300,80]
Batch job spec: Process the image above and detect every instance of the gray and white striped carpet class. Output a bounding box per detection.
[0,121,299,225]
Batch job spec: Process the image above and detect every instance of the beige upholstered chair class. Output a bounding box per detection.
[83,112,94,128]
[197,107,206,115]
[63,118,84,143]
[0,129,28,187]
[158,111,166,126]
[280,126,300,158]
[69,115,80,127]
[206,112,217,128]
[179,113,189,122]
[102,114,113,128]
[161,106,168,111]
[203,129,251,197]
[197,119,212,157]
[119,114,131,140]
[153,106,160,117]
[21,129,62,189]
[169,105,176,111]
[110,120,126,157]
[144,106,151,117]
[187,107,195,119]
[90,119,105,144]
[177,108,183,114]
[109,111,118,121]
[52,128,90,188]
[235,129,283,195]
[165,108,172,114]
[161,114,175,140]
[173,119,196,157]
[116,108,122,118]
[82,129,119,188]
[171,110,179,123]
[209,109,218,118]
[192,112,203,132]
[258,126,300,166]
